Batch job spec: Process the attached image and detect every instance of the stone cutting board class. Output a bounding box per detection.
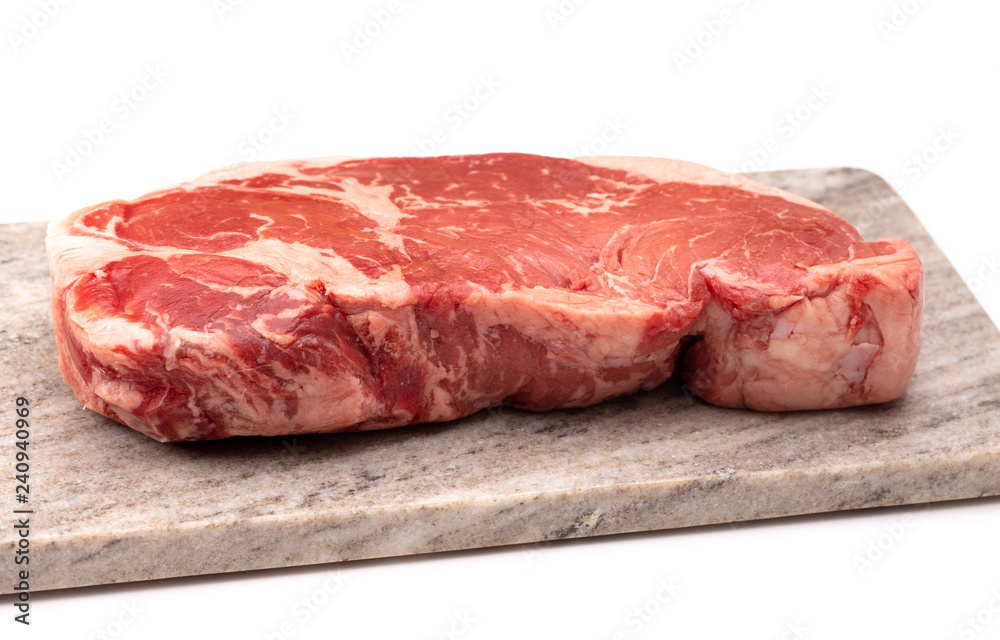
[2,168,999,594]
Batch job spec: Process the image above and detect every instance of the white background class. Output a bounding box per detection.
[2,0,1000,638]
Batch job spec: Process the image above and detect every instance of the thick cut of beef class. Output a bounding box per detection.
[47,154,923,442]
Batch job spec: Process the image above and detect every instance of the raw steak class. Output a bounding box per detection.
[47,154,923,442]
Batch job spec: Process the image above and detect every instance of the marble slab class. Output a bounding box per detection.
[2,168,999,594]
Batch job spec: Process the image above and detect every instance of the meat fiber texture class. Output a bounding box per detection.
[46,154,923,442]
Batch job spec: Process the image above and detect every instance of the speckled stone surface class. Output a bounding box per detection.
[2,168,998,594]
